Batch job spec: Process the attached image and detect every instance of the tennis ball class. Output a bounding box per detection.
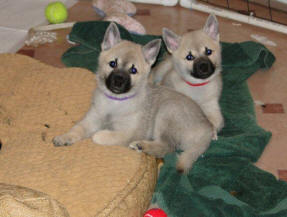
[45,1,68,24]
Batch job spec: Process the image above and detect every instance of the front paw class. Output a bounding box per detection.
[52,134,75,147]
[212,128,218,141]
[129,141,144,153]
[212,120,224,141]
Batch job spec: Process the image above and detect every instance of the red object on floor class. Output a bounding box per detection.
[17,49,35,57]
[144,208,167,217]
[278,170,287,182]
[262,103,285,113]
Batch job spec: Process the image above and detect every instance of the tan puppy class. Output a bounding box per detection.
[153,14,224,139]
[53,23,213,173]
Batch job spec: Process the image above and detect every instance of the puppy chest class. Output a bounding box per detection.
[102,112,142,131]
[176,84,214,103]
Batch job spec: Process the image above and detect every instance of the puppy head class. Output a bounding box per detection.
[97,23,161,98]
[162,14,222,83]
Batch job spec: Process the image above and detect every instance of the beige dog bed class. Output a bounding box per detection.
[0,54,157,217]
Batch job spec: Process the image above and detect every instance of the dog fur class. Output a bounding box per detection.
[153,14,224,139]
[53,23,213,173]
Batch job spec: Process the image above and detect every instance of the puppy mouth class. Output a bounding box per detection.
[108,86,131,94]
[190,57,215,79]
[191,71,214,79]
[105,71,132,94]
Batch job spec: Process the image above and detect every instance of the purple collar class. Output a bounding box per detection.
[104,92,136,101]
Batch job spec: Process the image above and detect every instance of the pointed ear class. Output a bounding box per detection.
[142,39,161,65]
[162,28,181,53]
[101,22,121,51]
[203,14,220,41]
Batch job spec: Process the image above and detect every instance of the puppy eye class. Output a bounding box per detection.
[186,52,195,61]
[205,47,212,56]
[130,65,137,74]
[109,59,117,68]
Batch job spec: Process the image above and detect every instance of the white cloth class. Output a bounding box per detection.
[0,0,77,53]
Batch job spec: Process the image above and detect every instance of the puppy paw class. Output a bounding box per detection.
[92,130,115,145]
[92,130,129,146]
[52,134,75,147]
[212,128,218,141]
[214,118,224,134]
[129,141,144,153]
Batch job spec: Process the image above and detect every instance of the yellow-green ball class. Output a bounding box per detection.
[45,2,68,24]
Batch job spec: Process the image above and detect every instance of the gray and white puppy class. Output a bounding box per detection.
[153,14,224,139]
[53,23,213,173]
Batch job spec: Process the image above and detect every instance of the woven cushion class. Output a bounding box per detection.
[0,54,157,217]
[0,183,69,217]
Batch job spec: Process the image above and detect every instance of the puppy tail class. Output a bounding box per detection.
[176,141,210,174]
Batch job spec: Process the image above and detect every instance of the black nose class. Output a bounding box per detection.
[113,74,125,87]
[192,57,215,79]
[106,71,131,94]
[199,62,208,72]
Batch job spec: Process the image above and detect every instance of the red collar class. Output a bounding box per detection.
[184,80,210,87]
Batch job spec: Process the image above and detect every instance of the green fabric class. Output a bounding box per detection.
[62,21,165,72]
[62,21,287,217]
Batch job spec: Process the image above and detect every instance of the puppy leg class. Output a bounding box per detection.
[92,130,133,146]
[53,124,87,147]
[53,106,101,147]
[129,140,172,158]
[201,100,224,140]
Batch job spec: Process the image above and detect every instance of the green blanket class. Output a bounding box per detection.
[62,21,287,217]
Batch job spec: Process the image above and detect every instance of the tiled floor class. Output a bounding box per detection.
[19,1,287,179]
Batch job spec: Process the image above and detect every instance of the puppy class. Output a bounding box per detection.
[53,23,213,173]
[153,14,224,139]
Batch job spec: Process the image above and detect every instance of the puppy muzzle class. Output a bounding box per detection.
[105,70,131,94]
[191,57,215,79]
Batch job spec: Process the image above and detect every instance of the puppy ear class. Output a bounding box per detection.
[142,39,161,65]
[162,28,181,53]
[101,22,121,51]
[203,14,220,41]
